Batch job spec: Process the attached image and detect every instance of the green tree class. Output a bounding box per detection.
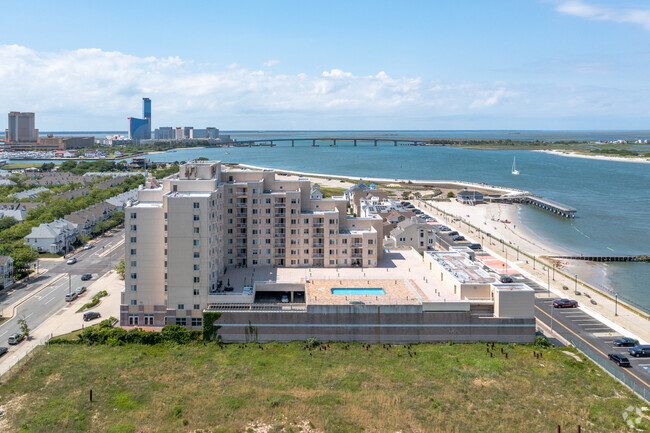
[447,191,455,198]
[114,256,125,279]
[0,217,18,231]
[40,162,55,172]
[401,191,410,200]
[17,317,30,338]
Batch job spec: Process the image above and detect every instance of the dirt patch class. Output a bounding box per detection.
[0,394,26,432]
[473,378,497,387]
[561,351,583,362]
[246,418,324,433]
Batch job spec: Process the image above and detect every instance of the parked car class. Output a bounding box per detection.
[452,235,465,241]
[553,298,578,308]
[628,345,650,357]
[65,292,78,302]
[439,226,451,232]
[281,294,289,303]
[75,286,86,295]
[448,231,459,236]
[81,273,92,281]
[500,275,514,284]
[0,347,8,356]
[613,337,639,347]
[467,243,482,250]
[83,311,101,321]
[8,333,24,345]
[83,244,93,250]
[66,257,77,265]
[608,353,631,367]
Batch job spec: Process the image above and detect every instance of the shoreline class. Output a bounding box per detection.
[535,149,650,164]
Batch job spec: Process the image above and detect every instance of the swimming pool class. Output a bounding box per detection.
[330,288,386,295]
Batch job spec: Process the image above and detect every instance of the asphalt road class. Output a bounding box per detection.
[417,204,650,398]
[0,229,124,348]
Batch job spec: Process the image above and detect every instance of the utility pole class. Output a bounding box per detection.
[68,273,71,294]
[547,267,550,297]
[615,293,618,316]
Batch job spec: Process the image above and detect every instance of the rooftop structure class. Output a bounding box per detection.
[128,98,151,141]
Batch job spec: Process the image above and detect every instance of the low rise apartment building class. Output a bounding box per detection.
[386,217,437,252]
[24,219,78,253]
[64,202,119,237]
[121,161,383,327]
[0,255,14,288]
[0,202,41,221]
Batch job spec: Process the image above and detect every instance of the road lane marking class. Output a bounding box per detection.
[535,305,650,389]
[43,296,56,305]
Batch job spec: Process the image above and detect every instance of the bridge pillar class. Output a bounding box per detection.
[374,140,377,146]
[354,139,357,146]
[394,140,398,146]
[333,139,336,146]
[312,139,316,147]
[291,140,294,147]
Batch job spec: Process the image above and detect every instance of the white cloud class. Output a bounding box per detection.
[263,59,280,67]
[0,44,645,129]
[555,1,650,30]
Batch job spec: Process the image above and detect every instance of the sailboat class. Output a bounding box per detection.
[511,157,520,175]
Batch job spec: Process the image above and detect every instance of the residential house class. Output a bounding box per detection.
[387,217,437,252]
[457,189,484,205]
[310,183,323,199]
[0,202,42,221]
[105,188,138,209]
[10,187,49,200]
[0,255,14,288]
[24,219,79,253]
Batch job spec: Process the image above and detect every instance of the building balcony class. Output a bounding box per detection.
[236,233,247,238]
[274,223,285,228]
[236,203,248,208]
[236,223,246,228]
[236,213,247,218]
[312,223,324,227]
[274,253,285,258]
[313,253,324,258]
[312,243,324,248]
[274,202,285,207]
[351,253,363,258]
[313,233,324,238]
[236,243,247,247]
[237,253,247,258]
[236,192,247,197]
[273,233,285,238]
[351,243,363,247]
[274,243,286,248]
[274,213,286,218]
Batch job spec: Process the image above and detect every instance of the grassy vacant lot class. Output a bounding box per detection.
[318,186,347,198]
[0,342,646,433]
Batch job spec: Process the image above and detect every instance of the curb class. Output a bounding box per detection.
[0,274,66,324]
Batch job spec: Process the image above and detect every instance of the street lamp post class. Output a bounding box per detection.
[547,267,550,297]
[68,273,71,294]
[615,293,618,316]
[574,274,578,295]
[552,263,555,281]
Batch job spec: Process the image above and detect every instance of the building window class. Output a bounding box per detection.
[130,212,136,219]
[193,277,200,283]
[193,202,200,209]
[130,273,137,279]
[144,315,154,325]
[191,318,202,327]
[130,225,137,231]
[177,304,185,310]
[130,261,136,267]
[175,317,187,326]
[193,289,200,295]
[194,227,200,234]
[368,239,374,245]
[193,304,200,310]
[128,249,136,256]
[193,252,200,258]
[130,237,137,243]
[130,299,137,306]
[193,215,200,221]
[193,240,200,246]
[130,285,137,291]
[193,264,200,271]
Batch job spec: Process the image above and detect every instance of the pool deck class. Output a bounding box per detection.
[221,249,459,304]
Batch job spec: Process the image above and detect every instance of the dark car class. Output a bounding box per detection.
[613,337,639,347]
[467,243,482,250]
[628,345,650,357]
[448,231,459,237]
[500,275,514,284]
[452,235,465,241]
[81,273,92,281]
[0,347,8,357]
[83,311,101,321]
[439,226,451,232]
[608,353,631,367]
[553,298,578,308]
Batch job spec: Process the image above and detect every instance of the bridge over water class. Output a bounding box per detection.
[231,137,427,147]
[488,193,576,218]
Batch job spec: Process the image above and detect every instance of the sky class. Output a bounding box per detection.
[1,0,650,131]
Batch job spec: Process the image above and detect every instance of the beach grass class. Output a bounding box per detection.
[318,186,347,198]
[0,342,646,433]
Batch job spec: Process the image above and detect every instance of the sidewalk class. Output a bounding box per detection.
[0,270,123,378]
[417,199,650,344]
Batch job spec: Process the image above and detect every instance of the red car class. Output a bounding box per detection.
[553,298,578,308]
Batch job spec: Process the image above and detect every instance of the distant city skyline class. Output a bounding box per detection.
[1,0,649,130]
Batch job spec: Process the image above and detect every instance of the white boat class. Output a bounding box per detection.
[511,157,520,175]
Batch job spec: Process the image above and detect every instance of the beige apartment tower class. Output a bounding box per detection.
[121,161,383,328]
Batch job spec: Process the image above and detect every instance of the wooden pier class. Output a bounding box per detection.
[550,255,645,262]
[230,137,426,147]
[488,193,576,218]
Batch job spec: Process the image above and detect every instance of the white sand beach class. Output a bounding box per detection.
[535,149,650,164]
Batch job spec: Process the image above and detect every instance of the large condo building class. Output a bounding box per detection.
[122,161,383,328]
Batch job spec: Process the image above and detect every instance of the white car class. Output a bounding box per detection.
[83,244,93,250]
[281,294,289,303]
[66,257,77,265]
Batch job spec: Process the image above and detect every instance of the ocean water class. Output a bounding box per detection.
[4,131,650,312]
